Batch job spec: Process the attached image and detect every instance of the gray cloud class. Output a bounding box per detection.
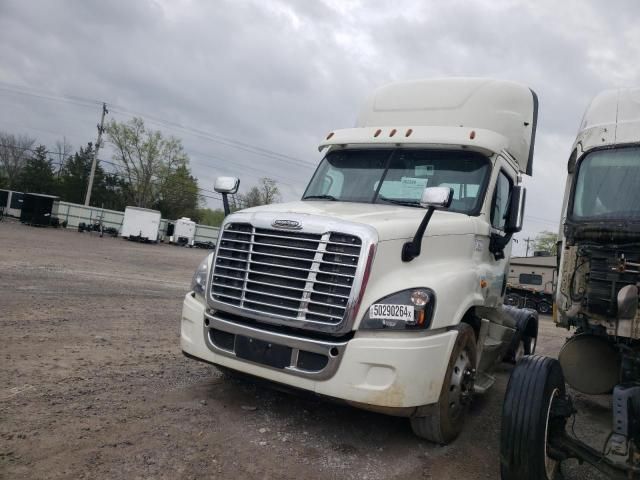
[1,0,638,253]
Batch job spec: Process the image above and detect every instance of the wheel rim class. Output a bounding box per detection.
[544,388,560,479]
[448,349,474,420]
[515,341,526,363]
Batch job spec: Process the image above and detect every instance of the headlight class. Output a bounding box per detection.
[191,254,211,299]
[360,288,435,330]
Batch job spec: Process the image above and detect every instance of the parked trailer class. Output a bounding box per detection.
[0,189,24,218]
[504,254,556,314]
[168,217,196,246]
[120,207,161,242]
[20,193,59,226]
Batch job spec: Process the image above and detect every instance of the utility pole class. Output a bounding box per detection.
[84,103,108,206]
[523,237,535,257]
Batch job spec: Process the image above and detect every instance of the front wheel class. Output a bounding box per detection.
[501,355,567,480]
[410,324,477,444]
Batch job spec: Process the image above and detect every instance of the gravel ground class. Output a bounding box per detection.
[0,220,611,479]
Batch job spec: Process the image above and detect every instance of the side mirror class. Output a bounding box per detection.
[420,186,454,209]
[402,187,454,262]
[505,186,526,234]
[618,285,638,320]
[214,177,240,194]
[214,176,240,216]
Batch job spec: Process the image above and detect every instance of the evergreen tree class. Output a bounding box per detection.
[17,145,56,194]
[58,143,95,203]
[58,143,127,210]
[155,164,200,219]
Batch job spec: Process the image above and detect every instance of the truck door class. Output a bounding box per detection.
[483,162,517,306]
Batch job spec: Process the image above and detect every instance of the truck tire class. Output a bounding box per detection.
[524,298,537,310]
[500,355,567,480]
[504,293,521,307]
[410,324,477,444]
[537,301,551,315]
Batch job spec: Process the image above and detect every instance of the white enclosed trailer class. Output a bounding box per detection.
[170,217,196,246]
[120,206,161,242]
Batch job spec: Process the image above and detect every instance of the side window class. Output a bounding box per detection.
[491,171,513,230]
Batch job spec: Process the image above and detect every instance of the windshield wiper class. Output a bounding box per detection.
[378,195,422,208]
[302,194,338,201]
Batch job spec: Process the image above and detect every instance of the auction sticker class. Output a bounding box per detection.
[369,304,414,322]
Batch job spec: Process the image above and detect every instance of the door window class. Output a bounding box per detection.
[491,171,513,230]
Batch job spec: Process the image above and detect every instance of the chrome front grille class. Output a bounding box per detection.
[210,223,363,326]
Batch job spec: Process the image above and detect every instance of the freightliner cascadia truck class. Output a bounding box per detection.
[182,78,539,443]
[501,88,640,479]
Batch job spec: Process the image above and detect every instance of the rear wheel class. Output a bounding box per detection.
[501,355,567,480]
[537,301,551,315]
[410,324,477,444]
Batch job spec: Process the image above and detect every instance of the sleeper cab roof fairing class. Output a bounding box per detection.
[319,78,538,176]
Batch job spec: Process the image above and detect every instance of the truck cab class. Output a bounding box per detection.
[501,88,640,480]
[182,78,539,443]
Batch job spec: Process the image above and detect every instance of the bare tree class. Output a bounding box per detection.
[107,117,188,208]
[236,177,281,209]
[0,132,36,189]
[53,138,73,175]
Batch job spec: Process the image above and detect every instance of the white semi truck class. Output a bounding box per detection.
[182,78,540,443]
[501,87,640,479]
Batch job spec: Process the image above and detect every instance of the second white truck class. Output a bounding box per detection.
[182,78,540,443]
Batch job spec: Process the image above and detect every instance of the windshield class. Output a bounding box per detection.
[303,149,490,214]
[571,147,640,221]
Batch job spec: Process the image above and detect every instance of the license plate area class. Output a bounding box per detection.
[369,303,414,322]
[234,335,292,369]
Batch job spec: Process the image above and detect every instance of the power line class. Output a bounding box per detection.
[0,82,102,110]
[0,81,316,170]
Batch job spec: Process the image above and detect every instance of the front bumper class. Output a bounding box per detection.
[181,293,457,410]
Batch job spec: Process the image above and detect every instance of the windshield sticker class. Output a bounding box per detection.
[400,177,428,196]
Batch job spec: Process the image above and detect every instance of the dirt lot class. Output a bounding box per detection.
[1,220,611,479]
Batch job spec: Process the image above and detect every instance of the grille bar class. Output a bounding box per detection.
[211,223,362,327]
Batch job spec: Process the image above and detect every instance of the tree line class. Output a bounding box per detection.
[0,118,281,225]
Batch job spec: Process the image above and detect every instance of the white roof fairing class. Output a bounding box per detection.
[572,87,640,161]
[318,78,539,175]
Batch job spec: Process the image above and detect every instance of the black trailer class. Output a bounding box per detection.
[20,193,59,226]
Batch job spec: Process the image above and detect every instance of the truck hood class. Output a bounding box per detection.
[232,201,481,241]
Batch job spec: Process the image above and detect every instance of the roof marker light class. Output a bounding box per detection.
[405,128,413,137]
[470,130,476,140]
[374,129,382,137]
[326,132,334,140]
[389,129,397,137]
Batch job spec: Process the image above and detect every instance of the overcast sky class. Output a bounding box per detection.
[1,0,639,254]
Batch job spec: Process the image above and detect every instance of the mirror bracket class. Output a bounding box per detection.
[402,187,453,262]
